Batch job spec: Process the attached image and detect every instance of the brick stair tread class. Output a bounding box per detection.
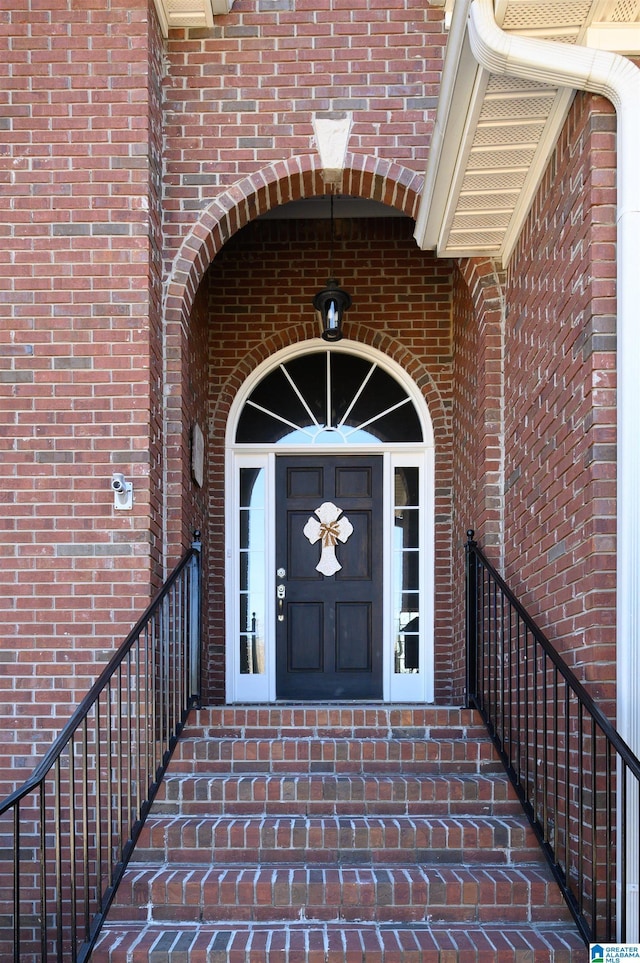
[170,737,503,775]
[188,705,485,731]
[154,771,522,817]
[133,813,542,864]
[110,864,571,924]
[91,920,587,962]
[193,726,492,740]
[185,723,492,739]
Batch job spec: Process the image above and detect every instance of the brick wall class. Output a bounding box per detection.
[447,94,617,707]
[450,267,478,703]
[0,1,163,791]
[502,92,617,705]
[449,259,507,702]
[160,0,446,556]
[160,0,445,265]
[148,1,168,579]
[0,0,620,796]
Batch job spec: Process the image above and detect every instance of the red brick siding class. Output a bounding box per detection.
[0,0,620,800]
[199,216,455,703]
[161,0,445,262]
[449,259,507,702]
[450,268,479,702]
[148,1,168,581]
[181,285,210,551]
[503,92,617,704]
[0,1,162,791]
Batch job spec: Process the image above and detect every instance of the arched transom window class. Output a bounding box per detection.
[236,350,423,446]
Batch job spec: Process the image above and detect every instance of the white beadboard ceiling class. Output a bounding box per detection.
[152,0,231,34]
[416,0,640,265]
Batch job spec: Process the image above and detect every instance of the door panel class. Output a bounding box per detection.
[334,512,372,580]
[335,466,372,499]
[276,455,383,700]
[336,603,372,670]
[288,603,323,670]
[287,467,323,498]
[288,511,323,579]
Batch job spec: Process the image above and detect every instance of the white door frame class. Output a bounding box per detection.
[224,340,435,703]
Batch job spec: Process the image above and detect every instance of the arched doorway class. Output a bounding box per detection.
[225,340,435,703]
[161,155,424,556]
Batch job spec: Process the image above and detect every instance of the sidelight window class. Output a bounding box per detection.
[239,467,266,675]
[393,467,420,674]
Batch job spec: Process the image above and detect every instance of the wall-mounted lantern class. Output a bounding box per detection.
[313,278,352,342]
[313,196,352,342]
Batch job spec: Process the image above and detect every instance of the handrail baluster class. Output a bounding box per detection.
[0,539,201,962]
[466,530,640,944]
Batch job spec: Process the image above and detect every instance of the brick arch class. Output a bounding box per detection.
[457,257,506,319]
[165,154,425,550]
[210,324,447,447]
[164,153,424,327]
[456,256,507,553]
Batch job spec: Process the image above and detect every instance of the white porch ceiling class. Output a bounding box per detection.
[415,0,640,265]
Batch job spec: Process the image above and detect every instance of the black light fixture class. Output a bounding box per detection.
[313,196,352,342]
[314,278,352,342]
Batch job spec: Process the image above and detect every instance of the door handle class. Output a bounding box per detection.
[277,583,286,621]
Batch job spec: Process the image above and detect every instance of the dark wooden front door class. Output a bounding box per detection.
[275,455,383,700]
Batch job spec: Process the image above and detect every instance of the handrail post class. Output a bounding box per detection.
[465,529,478,708]
[189,531,202,705]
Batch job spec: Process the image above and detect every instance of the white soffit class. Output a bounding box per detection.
[153,0,232,36]
[416,0,640,265]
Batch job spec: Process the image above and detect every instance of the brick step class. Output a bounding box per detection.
[132,814,542,866]
[90,706,585,961]
[169,737,503,775]
[186,705,488,740]
[153,771,523,817]
[108,864,571,925]
[91,920,587,962]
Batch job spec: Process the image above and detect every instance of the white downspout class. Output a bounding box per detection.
[468,0,640,939]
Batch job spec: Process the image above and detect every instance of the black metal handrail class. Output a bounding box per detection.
[0,535,202,963]
[466,530,640,945]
